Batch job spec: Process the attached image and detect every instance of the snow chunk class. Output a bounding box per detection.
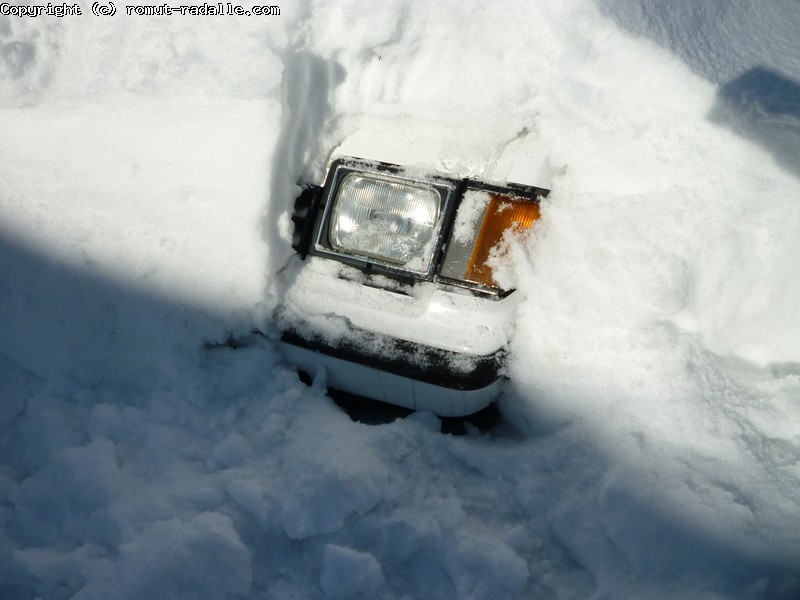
[277,411,390,540]
[208,432,251,469]
[226,479,272,526]
[319,544,384,599]
[279,465,384,540]
[442,532,530,600]
[50,437,122,514]
[75,512,251,600]
[11,544,107,600]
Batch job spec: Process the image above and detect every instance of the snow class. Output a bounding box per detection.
[450,189,489,244]
[1,1,800,599]
[319,544,384,598]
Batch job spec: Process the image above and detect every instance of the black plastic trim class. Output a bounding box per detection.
[280,326,505,392]
[292,185,323,258]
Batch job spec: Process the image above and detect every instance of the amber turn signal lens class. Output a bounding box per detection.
[465,195,540,287]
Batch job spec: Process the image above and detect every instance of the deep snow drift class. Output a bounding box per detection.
[1,1,800,599]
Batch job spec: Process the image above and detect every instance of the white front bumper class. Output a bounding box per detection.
[276,258,520,416]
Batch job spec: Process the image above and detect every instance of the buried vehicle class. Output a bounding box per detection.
[276,145,550,418]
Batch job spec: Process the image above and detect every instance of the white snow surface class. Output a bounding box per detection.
[2,2,800,599]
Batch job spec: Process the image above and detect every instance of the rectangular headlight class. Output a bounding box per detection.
[329,173,441,269]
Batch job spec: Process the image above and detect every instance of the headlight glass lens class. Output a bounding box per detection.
[329,173,441,269]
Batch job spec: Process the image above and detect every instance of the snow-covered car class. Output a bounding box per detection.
[276,149,550,417]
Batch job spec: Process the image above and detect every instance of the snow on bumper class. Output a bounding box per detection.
[277,258,520,416]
